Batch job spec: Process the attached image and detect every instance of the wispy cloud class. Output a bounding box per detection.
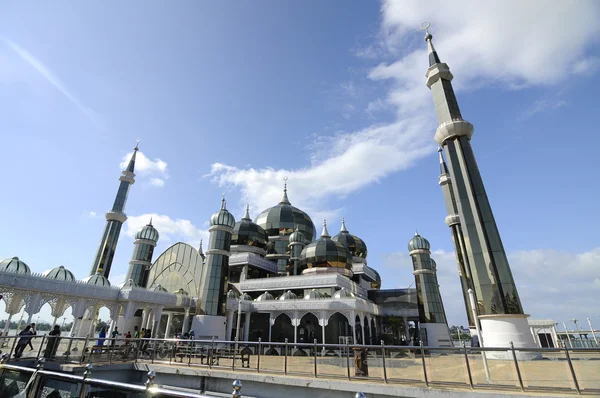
[519,98,568,121]
[1,36,98,124]
[120,151,169,188]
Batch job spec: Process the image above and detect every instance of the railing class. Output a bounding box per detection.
[1,334,598,395]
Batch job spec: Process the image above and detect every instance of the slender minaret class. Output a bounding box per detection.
[408,232,451,347]
[288,228,306,276]
[90,140,140,278]
[438,148,476,328]
[198,196,235,316]
[126,218,159,287]
[198,239,206,262]
[424,26,535,349]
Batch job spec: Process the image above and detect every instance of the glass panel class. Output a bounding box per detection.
[36,376,79,398]
[0,369,30,397]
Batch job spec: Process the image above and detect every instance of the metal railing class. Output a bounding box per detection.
[1,334,598,395]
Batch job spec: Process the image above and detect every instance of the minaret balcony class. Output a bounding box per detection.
[425,63,453,88]
[105,211,127,223]
[445,214,461,226]
[434,119,474,145]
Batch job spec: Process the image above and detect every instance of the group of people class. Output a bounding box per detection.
[14,323,62,359]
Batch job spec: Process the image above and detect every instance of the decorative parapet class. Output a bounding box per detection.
[229,252,278,273]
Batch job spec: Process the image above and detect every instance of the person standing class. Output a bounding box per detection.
[110,327,119,346]
[97,327,107,347]
[44,325,61,359]
[26,323,37,351]
[14,325,34,358]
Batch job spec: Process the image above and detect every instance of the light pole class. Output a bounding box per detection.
[562,322,573,348]
[468,288,490,383]
[587,318,598,346]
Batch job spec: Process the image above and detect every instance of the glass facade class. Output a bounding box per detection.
[111,180,130,212]
[146,242,204,296]
[332,232,368,258]
[231,219,268,249]
[300,238,352,270]
[411,254,448,324]
[90,220,122,277]
[255,203,316,241]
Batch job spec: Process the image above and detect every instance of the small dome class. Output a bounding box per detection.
[332,218,368,259]
[279,290,297,301]
[255,182,316,240]
[240,292,253,301]
[174,288,189,296]
[42,265,75,282]
[118,279,139,289]
[83,272,111,287]
[231,205,268,249]
[300,220,352,270]
[227,289,240,299]
[371,269,381,289]
[136,219,159,242]
[288,228,306,244]
[151,284,168,293]
[0,257,31,275]
[333,288,355,299]
[430,258,437,271]
[408,231,430,251]
[255,291,274,301]
[304,289,324,300]
[210,197,236,228]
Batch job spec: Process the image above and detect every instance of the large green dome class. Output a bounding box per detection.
[232,205,268,249]
[300,220,352,270]
[332,218,368,259]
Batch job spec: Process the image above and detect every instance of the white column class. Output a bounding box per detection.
[141,310,149,330]
[183,309,191,334]
[361,320,366,346]
[243,312,251,341]
[52,315,59,327]
[226,311,234,341]
[164,313,173,338]
[352,322,357,345]
[146,313,153,330]
[88,317,96,337]
[2,313,14,335]
[241,265,248,281]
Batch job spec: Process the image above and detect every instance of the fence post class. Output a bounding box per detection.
[232,338,237,371]
[145,370,156,391]
[232,379,242,398]
[36,335,46,359]
[313,339,318,378]
[380,340,388,383]
[78,364,93,398]
[257,338,262,373]
[509,342,524,391]
[345,338,351,380]
[419,342,428,387]
[64,336,74,362]
[462,342,474,389]
[284,338,288,375]
[9,335,18,359]
[79,336,90,365]
[564,345,581,394]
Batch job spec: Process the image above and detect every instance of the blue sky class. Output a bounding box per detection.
[0,1,599,328]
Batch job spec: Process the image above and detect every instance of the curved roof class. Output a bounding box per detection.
[227,289,240,299]
[300,220,352,270]
[408,232,430,251]
[333,287,355,299]
[146,242,203,297]
[83,272,111,287]
[279,290,297,300]
[371,268,381,289]
[332,218,368,259]
[288,228,306,244]
[240,292,253,301]
[151,284,168,293]
[255,184,315,240]
[118,279,139,289]
[210,197,236,228]
[304,289,324,300]
[0,257,31,275]
[136,219,159,242]
[42,265,75,282]
[232,205,268,249]
[255,291,274,301]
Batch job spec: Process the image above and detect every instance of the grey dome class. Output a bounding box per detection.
[304,289,324,300]
[408,232,430,251]
[136,219,159,242]
[255,184,316,240]
[118,279,139,289]
[210,197,236,228]
[240,292,253,301]
[333,288,355,299]
[279,290,297,301]
[151,284,168,293]
[232,205,268,249]
[174,288,189,296]
[255,291,274,301]
[430,258,437,271]
[227,289,240,299]
[83,272,111,287]
[288,228,306,244]
[0,257,31,275]
[300,220,352,270]
[332,218,368,259]
[42,265,75,282]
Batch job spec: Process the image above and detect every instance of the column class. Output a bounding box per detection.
[226,311,234,341]
[292,319,299,344]
[368,318,373,345]
[26,312,34,325]
[243,312,251,341]
[88,316,96,337]
[146,313,153,330]
[183,309,191,334]
[403,317,411,344]
[361,319,366,346]
[241,265,248,282]
[3,313,14,335]
[164,313,173,338]
[352,322,357,345]
[141,310,149,330]
[268,317,273,343]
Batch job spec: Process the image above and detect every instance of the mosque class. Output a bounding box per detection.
[0,28,539,351]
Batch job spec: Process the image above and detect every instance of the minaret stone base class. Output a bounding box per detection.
[480,314,541,360]
[420,323,452,348]
[191,315,227,340]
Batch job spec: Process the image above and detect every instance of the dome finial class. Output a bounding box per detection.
[198,239,204,255]
[340,217,348,233]
[321,219,330,238]
[280,176,291,205]
[148,217,153,226]
[221,193,227,210]
[420,21,441,66]
[242,204,251,220]
[415,229,419,236]
[134,138,141,151]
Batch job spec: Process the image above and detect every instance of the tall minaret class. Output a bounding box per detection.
[288,228,306,276]
[126,218,159,287]
[424,26,535,348]
[198,196,235,316]
[90,140,139,278]
[408,232,451,347]
[438,148,476,328]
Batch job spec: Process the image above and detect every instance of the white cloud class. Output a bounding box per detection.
[120,151,169,188]
[572,56,600,76]
[2,36,98,124]
[88,211,97,218]
[381,247,600,327]
[124,213,208,247]
[209,1,600,216]
[519,98,568,121]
